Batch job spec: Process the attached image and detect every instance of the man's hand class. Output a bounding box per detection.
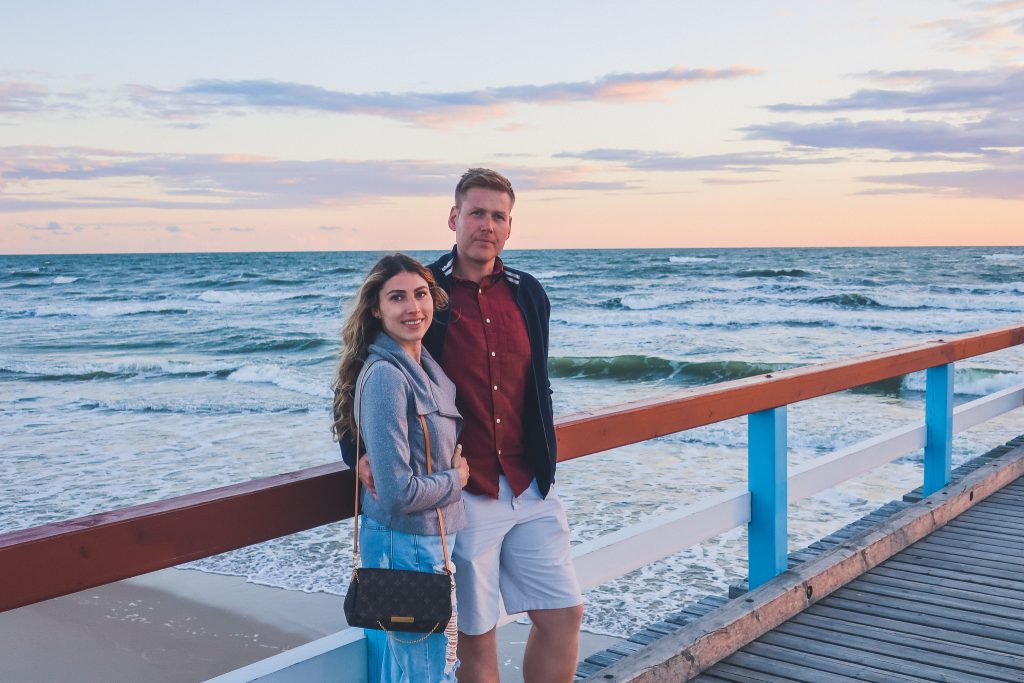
[453,444,470,488]
[357,453,377,499]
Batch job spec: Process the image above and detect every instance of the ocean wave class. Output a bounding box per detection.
[617,292,695,310]
[669,256,715,264]
[26,302,193,317]
[51,276,80,284]
[183,278,250,289]
[198,290,309,304]
[1,359,237,382]
[982,253,1024,262]
[735,268,815,278]
[807,294,884,309]
[548,355,1024,397]
[262,277,310,286]
[226,363,331,397]
[4,269,46,279]
[0,282,47,290]
[549,355,790,384]
[901,367,1024,396]
[75,398,314,416]
[598,297,626,310]
[530,270,573,280]
[210,335,335,354]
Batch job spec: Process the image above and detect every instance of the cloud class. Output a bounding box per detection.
[0,78,93,117]
[0,145,628,212]
[744,115,1024,154]
[0,82,50,113]
[750,66,1024,199]
[861,160,1024,200]
[920,3,1024,57]
[701,177,776,185]
[557,148,837,173]
[17,220,65,232]
[768,67,1024,114]
[978,0,1024,11]
[129,65,763,125]
[164,224,182,232]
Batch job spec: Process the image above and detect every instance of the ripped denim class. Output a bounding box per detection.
[359,516,459,683]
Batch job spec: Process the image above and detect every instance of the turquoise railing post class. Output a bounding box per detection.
[747,406,788,589]
[924,363,954,496]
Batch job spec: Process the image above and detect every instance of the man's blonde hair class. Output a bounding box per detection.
[454,168,515,208]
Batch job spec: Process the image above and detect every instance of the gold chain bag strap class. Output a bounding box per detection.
[343,361,455,638]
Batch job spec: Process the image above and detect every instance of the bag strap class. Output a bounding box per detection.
[419,414,453,576]
[352,361,453,576]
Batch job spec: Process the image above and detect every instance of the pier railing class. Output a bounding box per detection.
[3,324,1024,639]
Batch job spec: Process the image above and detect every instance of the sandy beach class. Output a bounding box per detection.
[0,567,620,682]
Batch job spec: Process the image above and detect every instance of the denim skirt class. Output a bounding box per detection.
[359,516,459,683]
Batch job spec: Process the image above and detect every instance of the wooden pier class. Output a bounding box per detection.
[586,439,1024,682]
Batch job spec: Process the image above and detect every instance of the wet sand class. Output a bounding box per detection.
[0,568,620,682]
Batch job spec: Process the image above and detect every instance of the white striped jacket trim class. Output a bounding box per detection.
[439,254,521,287]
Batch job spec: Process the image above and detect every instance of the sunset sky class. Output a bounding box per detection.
[2,0,1022,254]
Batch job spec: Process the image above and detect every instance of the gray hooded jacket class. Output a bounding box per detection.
[355,332,466,535]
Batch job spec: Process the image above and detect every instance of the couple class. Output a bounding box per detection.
[332,169,583,682]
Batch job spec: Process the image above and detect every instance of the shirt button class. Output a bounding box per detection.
[498,449,502,455]
[478,289,483,294]
[485,318,491,323]
[496,418,501,424]
[493,385,498,391]
[491,351,496,357]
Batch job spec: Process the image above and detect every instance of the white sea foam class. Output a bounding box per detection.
[982,253,1024,261]
[618,291,694,310]
[51,276,80,284]
[530,270,573,280]
[198,290,302,304]
[227,363,330,398]
[669,256,715,263]
[901,368,1024,396]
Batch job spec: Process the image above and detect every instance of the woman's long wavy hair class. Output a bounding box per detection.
[331,253,448,442]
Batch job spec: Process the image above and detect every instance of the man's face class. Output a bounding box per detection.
[448,187,513,268]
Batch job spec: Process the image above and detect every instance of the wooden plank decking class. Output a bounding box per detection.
[584,437,1024,682]
[695,474,1024,682]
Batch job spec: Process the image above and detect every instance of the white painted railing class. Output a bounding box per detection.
[208,381,1024,682]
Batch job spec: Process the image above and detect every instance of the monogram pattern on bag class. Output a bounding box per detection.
[345,567,452,634]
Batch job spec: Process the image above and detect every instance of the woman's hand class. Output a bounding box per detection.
[453,444,469,488]
[357,453,377,499]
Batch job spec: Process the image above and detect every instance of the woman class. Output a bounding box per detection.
[333,253,469,682]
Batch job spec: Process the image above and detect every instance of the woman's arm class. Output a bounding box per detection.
[358,363,461,516]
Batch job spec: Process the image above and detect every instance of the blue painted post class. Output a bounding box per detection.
[748,406,787,589]
[924,363,954,496]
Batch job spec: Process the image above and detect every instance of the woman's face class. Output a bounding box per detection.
[375,271,433,355]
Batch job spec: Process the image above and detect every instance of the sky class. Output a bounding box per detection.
[1,0,1022,254]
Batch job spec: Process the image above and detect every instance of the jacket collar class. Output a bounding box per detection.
[439,245,521,288]
[366,331,459,417]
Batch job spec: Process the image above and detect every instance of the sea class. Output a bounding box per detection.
[3,246,1024,637]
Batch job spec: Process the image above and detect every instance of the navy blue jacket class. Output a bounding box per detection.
[341,247,558,497]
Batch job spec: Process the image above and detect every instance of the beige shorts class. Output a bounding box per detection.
[452,476,582,635]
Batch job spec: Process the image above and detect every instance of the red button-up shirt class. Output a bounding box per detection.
[441,260,534,498]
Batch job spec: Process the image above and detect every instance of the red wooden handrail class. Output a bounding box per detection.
[2,323,1022,613]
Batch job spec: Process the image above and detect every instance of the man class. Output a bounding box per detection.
[347,169,583,682]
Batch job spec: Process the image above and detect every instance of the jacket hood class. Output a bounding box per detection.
[365,332,459,418]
